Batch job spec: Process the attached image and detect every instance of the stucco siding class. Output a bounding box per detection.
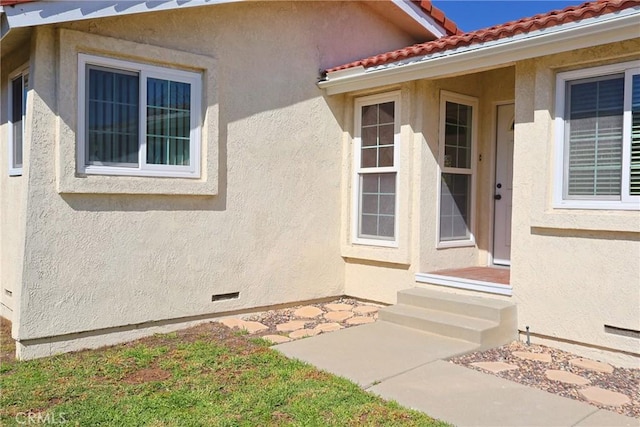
[12,2,417,349]
[511,41,640,358]
[0,43,31,321]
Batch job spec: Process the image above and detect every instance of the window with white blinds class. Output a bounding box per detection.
[78,54,202,178]
[555,61,640,209]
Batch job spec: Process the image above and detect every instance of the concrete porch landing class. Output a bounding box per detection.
[429,266,510,285]
[275,322,638,427]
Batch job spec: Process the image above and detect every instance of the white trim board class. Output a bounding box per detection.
[390,0,448,39]
[415,272,513,296]
[1,0,244,31]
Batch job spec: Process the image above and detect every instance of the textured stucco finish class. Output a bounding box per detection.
[2,2,417,356]
[511,41,640,358]
[0,41,31,321]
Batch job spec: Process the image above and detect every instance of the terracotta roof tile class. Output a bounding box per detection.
[412,0,463,35]
[0,0,32,6]
[327,0,640,73]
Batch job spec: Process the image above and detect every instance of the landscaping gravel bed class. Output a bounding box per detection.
[241,297,380,336]
[449,341,640,418]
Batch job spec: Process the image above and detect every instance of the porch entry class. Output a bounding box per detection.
[492,103,514,266]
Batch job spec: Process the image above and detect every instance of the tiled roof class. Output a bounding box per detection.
[412,0,462,36]
[327,0,640,73]
[0,0,32,6]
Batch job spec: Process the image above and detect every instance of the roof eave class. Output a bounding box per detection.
[2,0,245,29]
[319,7,640,95]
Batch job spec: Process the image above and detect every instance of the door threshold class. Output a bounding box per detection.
[415,270,512,296]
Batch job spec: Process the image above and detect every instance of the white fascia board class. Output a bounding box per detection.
[390,0,447,38]
[3,0,244,29]
[320,7,640,95]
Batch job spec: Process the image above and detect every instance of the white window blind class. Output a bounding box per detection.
[630,74,640,196]
[566,76,624,198]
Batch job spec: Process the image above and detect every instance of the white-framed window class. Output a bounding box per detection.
[8,64,29,176]
[352,92,400,247]
[437,91,478,247]
[78,54,202,178]
[554,60,640,210]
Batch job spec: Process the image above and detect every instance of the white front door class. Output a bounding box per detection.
[493,104,514,266]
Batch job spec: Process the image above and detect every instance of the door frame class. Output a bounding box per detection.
[487,100,515,267]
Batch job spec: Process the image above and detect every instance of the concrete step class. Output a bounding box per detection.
[379,304,498,345]
[380,288,518,349]
[397,287,515,323]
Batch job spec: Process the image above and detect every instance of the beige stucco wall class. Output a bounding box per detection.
[511,40,640,360]
[8,2,417,356]
[343,68,516,303]
[0,42,31,320]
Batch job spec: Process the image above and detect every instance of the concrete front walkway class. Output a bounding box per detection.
[275,322,638,427]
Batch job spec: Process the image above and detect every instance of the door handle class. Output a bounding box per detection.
[494,194,502,200]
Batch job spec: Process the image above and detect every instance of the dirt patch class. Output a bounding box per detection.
[123,368,172,384]
[271,411,293,423]
[0,316,16,364]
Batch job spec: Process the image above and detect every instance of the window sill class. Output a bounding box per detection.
[8,168,23,177]
[80,166,200,179]
[341,242,410,265]
[531,208,640,233]
[57,173,217,196]
[437,238,476,249]
[352,237,398,248]
[552,200,639,211]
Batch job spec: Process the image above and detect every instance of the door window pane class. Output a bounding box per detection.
[444,102,471,169]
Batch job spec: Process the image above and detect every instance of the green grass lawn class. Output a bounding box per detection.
[0,320,447,426]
